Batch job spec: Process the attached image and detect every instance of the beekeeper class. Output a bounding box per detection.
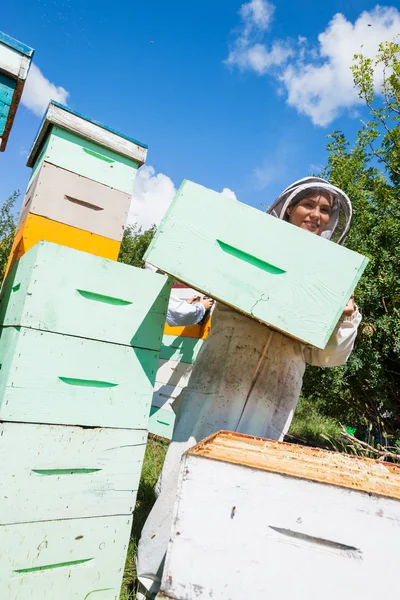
[145,263,213,326]
[136,177,362,599]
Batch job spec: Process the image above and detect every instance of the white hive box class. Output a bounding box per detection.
[158,431,400,600]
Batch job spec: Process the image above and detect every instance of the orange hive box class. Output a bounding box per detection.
[4,213,120,279]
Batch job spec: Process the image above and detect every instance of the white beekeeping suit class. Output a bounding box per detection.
[136,178,362,599]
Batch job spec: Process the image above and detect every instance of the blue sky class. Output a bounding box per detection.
[1,0,399,229]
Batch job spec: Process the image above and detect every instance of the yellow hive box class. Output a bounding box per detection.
[4,213,120,278]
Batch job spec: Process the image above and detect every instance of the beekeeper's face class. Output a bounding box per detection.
[287,191,332,236]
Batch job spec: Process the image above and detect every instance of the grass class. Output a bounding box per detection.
[288,396,342,447]
[120,436,168,600]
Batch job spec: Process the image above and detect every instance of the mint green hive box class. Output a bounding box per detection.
[26,101,147,194]
[0,241,171,349]
[145,180,369,350]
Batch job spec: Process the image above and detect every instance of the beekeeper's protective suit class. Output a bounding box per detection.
[136,177,362,599]
[145,263,206,327]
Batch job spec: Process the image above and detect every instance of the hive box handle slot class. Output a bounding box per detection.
[216,240,286,275]
[65,195,104,211]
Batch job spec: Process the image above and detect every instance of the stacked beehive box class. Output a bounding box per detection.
[145,179,369,350]
[5,100,147,277]
[149,283,212,439]
[157,431,400,600]
[0,30,34,152]
[0,105,171,598]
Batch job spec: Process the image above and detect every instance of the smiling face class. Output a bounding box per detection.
[286,191,333,235]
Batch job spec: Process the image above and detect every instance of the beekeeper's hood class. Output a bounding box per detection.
[267,177,352,245]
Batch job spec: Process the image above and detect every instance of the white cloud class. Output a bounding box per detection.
[127,165,177,231]
[226,4,400,126]
[225,0,291,73]
[281,7,400,126]
[221,187,237,200]
[22,64,70,117]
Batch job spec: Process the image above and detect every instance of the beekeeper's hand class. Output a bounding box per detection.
[342,293,355,317]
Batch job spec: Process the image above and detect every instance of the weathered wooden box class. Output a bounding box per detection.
[0,422,146,524]
[145,180,369,349]
[27,101,147,194]
[18,162,131,241]
[1,241,171,349]
[0,515,131,599]
[0,326,157,428]
[0,31,33,151]
[158,431,400,600]
[4,213,121,277]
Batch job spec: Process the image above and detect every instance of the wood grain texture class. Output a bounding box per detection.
[148,406,175,439]
[4,214,120,278]
[0,327,158,428]
[189,430,400,499]
[27,126,140,194]
[0,515,131,599]
[155,358,194,388]
[159,450,400,600]
[27,101,147,169]
[0,422,146,524]
[146,180,369,349]
[18,162,131,241]
[159,335,203,363]
[1,241,171,350]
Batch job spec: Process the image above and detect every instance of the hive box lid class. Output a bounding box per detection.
[145,180,368,349]
[27,101,148,168]
[188,431,400,501]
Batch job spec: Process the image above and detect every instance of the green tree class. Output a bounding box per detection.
[302,40,400,437]
[0,191,18,280]
[118,223,156,268]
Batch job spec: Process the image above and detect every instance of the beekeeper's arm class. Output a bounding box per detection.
[304,296,362,368]
[167,293,207,327]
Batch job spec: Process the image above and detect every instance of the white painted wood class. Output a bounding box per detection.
[160,453,400,600]
[155,358,194,388]
[18,162,131,241]
[0,422,146,525]
[0,515,131,599]
[0,43,22,78]
[152,381,183,410]
[27,101,147,168]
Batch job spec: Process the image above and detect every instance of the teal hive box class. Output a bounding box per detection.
[26,101,147,194]
[145,180,369,350]
[0,326,158,428]
[0,31,34,151]
[0,422,146,524]
[0,241,172,350]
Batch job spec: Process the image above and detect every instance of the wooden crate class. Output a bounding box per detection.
[18,162,131,241]
[145,180,369,349]
[152,381,184,410]
[158,431,400,600]
[155,358,194,388]
[159,335,203,363]
[0,515,131,599]
[0,326,158,428]
[0,422,146,524]
[26,100,147,194]
[4,214,120,278]
[1,242,171,349]
[0,31,33,151]
[148,405,175,439]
